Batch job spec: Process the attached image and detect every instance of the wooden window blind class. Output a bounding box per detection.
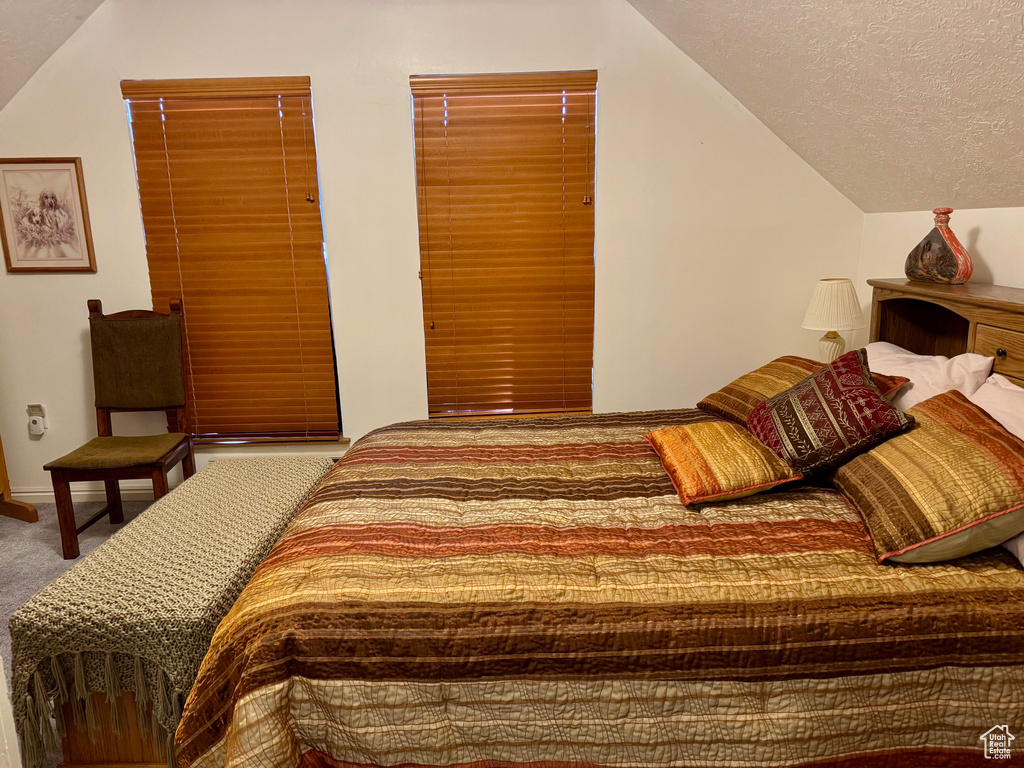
[411,71,597,417]
[120,76,340,443]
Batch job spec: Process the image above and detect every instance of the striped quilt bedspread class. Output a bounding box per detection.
[176,410,1024,768]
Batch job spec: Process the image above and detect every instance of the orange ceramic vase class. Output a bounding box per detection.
[904,207,973,285]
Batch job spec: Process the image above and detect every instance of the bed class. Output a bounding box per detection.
[25,279,1024,768]
[172,280,1024,768]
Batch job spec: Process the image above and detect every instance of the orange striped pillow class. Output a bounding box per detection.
[831,390,1024,563]
[646,421,802,506]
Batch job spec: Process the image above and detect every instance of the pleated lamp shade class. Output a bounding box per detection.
[801,278,865,332]
[801,278,865,362]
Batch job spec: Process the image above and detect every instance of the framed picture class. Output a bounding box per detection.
[0,157,96,273]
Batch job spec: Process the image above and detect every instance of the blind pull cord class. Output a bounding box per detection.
[302,95,315,203]
[279,95,311,437]
[156,98,197,435]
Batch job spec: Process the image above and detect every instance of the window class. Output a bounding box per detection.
[121,76,340,443]
[410,71,597,417]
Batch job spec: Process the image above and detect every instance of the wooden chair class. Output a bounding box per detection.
[44,299,195,559]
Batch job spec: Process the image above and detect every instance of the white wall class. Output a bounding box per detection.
[0,0,863,496]
[855,207,1024,345]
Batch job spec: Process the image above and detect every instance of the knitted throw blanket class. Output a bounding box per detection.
[9,457,335,768]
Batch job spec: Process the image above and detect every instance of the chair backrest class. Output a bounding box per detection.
[88,299,186,436]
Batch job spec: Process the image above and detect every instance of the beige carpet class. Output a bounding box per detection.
[0,500,151,690]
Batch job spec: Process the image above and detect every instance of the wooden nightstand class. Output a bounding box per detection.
[868,278,1024,388]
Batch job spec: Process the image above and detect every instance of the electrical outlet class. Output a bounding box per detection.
[27,404,48,436]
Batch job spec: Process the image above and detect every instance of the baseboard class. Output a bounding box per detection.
[13,484,158,505]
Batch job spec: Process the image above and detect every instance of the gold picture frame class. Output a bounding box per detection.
[0,157,97,273]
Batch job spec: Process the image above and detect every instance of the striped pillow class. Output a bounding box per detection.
[698,356,909,424]
[747,349,914,473]
[831,390,1024,563]
[646,421,802,506]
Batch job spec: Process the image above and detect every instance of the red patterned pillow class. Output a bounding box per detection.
[746,349,914,473]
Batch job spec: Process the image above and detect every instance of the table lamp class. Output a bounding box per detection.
[801,278,866,362]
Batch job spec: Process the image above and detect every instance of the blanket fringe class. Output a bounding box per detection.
[134,655,150,739]
[104,652,125,737]
[32,671,58,754]
[72,651,100,742]
[167,691,183,768]
[72,651,87,730]
[22,693,42,768]
[153,668,173,762]
[166,731,176,768]
[18,652,177,768]
[156,667,169,724]
[50,654,68,737]
[152,707,163,750]
[84,692,98,743]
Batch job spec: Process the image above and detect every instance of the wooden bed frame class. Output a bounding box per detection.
[54,277,1024,768]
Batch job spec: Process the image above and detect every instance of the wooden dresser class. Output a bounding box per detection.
[868,278,1024,388]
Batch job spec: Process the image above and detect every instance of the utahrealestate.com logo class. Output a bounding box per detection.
[980,725,1015,760]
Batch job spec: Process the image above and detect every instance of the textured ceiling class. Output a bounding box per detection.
[3,0,1023,212]
[0,0,104,112]
[626,0,1024,212]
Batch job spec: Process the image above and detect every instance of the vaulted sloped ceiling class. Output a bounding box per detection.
[3,0,1022,213]
[626,0,1024,212]
[0,0,104,113]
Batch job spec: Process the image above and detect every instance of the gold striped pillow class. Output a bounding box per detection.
[831,390,1024,563]
[698,356,909,424]
[646,421,802,506]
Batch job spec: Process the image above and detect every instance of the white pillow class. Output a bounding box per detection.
[969,374,1024,567]
[969,373,1024,441]
[1005,534,1024,566]
[864,341,993,411]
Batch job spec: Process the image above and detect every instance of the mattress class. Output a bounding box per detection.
[175,410,1024,768]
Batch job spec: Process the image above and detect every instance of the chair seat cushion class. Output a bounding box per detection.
[47,433,189,470]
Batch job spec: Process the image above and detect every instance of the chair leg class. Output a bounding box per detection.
[105,479,124,524]
[51,472,80,560]
[152,469,169,501]
[182,443,196,480]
